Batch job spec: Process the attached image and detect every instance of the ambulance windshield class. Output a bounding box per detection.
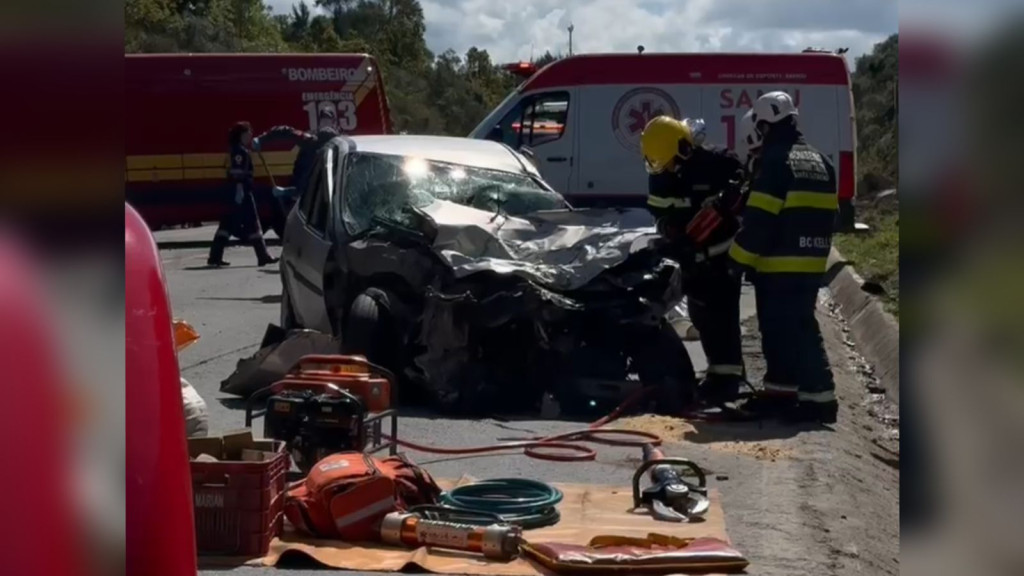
[468,86,524,139]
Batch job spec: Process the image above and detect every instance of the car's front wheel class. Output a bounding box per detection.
[280,276,298,330]
[342,289,403,366]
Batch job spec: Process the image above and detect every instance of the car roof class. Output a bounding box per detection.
[343,135,533,176]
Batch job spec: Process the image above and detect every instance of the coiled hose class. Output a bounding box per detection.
[438,478,564,529]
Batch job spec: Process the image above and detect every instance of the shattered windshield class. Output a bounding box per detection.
[341,152,566,235]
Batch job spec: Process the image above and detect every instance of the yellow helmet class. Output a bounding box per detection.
[640,116,694,174]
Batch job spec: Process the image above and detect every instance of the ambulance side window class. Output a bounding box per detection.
[492,92,570,148]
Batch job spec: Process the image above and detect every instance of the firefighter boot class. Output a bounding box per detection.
[696,374,744,405]
[249,233,279,267]
[207,230,231,267]
[736,384,798,418]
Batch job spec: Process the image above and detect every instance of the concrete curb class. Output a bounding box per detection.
[826,247,900,404]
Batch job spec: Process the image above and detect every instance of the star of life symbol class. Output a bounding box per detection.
[612,87,681,153]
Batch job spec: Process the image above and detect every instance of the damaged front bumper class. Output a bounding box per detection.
[408,251,689,414]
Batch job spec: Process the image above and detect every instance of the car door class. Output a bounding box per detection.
[280,145,336,333]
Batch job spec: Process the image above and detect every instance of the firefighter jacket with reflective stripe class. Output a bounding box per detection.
[647,145,745,243]
[729,126,837,275]
[227,144,254,203]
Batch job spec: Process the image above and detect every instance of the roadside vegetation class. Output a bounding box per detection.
[125,0,560,135]
[835,34,899,317]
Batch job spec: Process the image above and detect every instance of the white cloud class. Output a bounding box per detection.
[268,0,897,63]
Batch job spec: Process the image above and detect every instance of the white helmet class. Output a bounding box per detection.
[738,109,762,159]
[751,91,798,127]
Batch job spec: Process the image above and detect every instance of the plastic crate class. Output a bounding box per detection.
[190,439,289,557]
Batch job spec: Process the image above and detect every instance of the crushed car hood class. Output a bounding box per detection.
[419,200,660,291]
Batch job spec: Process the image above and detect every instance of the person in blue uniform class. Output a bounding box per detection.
[641,116,748,405]
[207,122,278,267]
[728,92,839,424]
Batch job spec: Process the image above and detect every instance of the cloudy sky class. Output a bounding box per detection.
[267,0,898,63]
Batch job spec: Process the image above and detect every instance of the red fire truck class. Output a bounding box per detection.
[125,53,393,236]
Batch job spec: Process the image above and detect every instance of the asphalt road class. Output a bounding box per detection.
[162,226,899,576]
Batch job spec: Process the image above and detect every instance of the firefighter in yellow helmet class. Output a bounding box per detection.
[641,115,748,408]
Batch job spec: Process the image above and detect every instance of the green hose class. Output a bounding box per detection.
[438,478,564,529]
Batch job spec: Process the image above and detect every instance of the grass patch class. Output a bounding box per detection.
[834,201,900,318]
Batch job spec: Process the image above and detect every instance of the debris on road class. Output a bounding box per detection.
[219,326,340,398]
[616,414,696,443]
[711,441,793,462]
[181,377,209,438]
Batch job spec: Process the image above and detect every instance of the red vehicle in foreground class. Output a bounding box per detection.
[125,53,393,236]
[126,202,197,576]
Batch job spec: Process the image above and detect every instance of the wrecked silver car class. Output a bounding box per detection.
[279,135,694,415]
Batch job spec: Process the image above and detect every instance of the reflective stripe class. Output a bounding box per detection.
[648,195,692,209]
[706,239,733,257]
[746,191,784,215]
[798,389,836,403]
[785,191,838,211]
[334,496,396,529]
[707,364,745,376]
[694,239,733,263]
[728,241,759,267]
[756,256,828,274]
[729,243,826,274]
[762,381,798,393]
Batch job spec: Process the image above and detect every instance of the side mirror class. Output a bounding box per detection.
[486,125,503,142]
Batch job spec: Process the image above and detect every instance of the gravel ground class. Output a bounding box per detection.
[159,227,899,576]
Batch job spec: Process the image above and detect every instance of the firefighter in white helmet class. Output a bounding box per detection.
[641,116,748,407]
[728,91,839,424]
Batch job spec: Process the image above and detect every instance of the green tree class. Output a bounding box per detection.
[125,0,526,135]
[851,34,898,188]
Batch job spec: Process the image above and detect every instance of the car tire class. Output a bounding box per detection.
[280,277,298,330]
[344,292,386,362]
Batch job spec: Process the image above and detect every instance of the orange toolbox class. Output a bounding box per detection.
[285,354,393,412]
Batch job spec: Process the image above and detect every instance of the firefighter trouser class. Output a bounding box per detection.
[753,275,835,404]
[687,257,745,380]
[208,194,271,263]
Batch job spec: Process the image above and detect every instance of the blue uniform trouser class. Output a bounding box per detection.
[687,257,745,379]
[753,274,835,402]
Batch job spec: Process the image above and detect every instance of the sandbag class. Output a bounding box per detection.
[181,377,209,438]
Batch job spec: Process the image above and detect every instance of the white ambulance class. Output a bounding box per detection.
[470,52,857,224]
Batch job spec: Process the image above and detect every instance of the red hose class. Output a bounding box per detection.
[383,387,660,462]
